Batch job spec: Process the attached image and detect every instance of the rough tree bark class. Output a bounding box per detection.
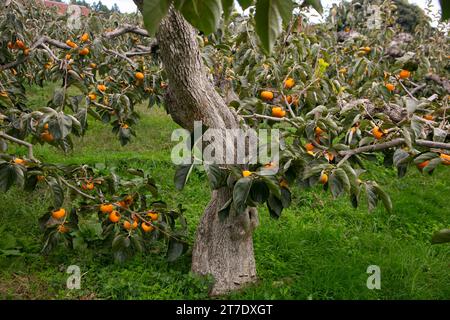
[133,2,259,295]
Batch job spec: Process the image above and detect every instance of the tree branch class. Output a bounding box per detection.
[60,179,96,200]
[339,138,406,156]
[241,114,300,128]
[339,138,450,161]
[0,131,36,161]
[104,24,149,38]
[425,73,450,93]
[103,48,138,68]
[0,36,70,71]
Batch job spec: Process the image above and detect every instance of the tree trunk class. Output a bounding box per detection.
[133,2,259,295]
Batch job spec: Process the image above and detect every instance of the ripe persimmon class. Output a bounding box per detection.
[284,78,295,89]
[242,170,252,177]
[315,127,325,136]
[440,154,450,165]
[97,84,106,92]
[147,211,159,221]
[80,33,89,42]
[52,208,66,220]
[41,131,54,142]
[305,143,315,152]
[271,107,286,118]
[135,72,145,80]
[13,158,25,165]
[261,91,274,101]
[79,48,89,56]
[124,220,138,230]
[88,93,97,101]
[399,69,410,79]
[385,83,395,92]
[66,40,78,48]
[100,203,114,214]
[16,39,25,50]
[141,222,154,233]
[109,210,121,223]
[319,173,328,184]
[372,126,384,140]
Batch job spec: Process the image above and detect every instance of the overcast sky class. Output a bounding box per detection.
[66,0,443,21]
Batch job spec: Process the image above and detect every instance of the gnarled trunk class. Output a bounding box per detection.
[133,2,259,295]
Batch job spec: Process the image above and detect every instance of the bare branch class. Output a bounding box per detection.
[0,36,70,71]
[0,131,36,161]
[40,43,60,62]
[339,138,406,156]
[241,114,300,128]
[397,78,418,101]
[415,139,450,150]
[104,24,149,38]
[104,48,138,68]
[339,138,450,160]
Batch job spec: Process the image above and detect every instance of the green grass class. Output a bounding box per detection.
[0,85,449,300]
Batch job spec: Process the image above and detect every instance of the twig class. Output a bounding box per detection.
[339,138,450,158]
[60,179,96,200]
[397,78,418,101]
[410,83,426,95]
[241,114,300,128]
[104,48,138,68]
[103,24,149,38]
[0,131,36,161]
[40,43,61,62]
[339,138,406,156]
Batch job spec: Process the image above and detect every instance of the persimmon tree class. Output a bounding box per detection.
[1,0,450,296]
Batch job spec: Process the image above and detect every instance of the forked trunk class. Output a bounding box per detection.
[133,3,260,295]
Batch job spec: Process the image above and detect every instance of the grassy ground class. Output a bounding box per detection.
[0,84,449,299]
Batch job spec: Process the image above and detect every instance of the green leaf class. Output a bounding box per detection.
[0,162,24,192]
[204,164,227,190]
[180,0,223,35]
[423,157,442,174]
[249,179,270,203]
[267,194,282,218]
[414,152,438,164]
[167,239,186,262]
[218,198,232,222]
[260,175,281,199]
[142,0,172,36]
[232,177,252,214]
[303,0,323,14]
[431,229,450,244]
[393,149,410,168]
[52,89,65,107]
[365,183,378,213]
[237,0,253,10]
[47,177,64,208]
[329,171,344,198]
[280,188,291,208]
[174,164,194,190]
[255,0,292,53]
[440,0,449,20]
[373,184,392,213]
[334,168,351,194]
[222,0,234,22]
